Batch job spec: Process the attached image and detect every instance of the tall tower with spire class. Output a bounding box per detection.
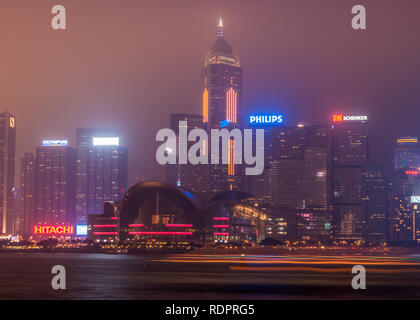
[202,18,242,130]
[202,19,243,192]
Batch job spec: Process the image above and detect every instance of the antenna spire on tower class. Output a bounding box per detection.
[217,17,224,37]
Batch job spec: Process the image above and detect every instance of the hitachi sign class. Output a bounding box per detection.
[249,114,284,125]
[34,226,74,235]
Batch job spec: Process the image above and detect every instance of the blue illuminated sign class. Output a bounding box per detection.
[249,114,284,126]
[76,224,88,236]
[220,120,230,128]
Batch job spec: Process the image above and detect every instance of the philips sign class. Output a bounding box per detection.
[249,114,284,126]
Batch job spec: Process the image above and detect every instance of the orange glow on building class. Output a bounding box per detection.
[226,87,237,123]
[202,88,209,123]
[228,139,235,176]
[397,138,418,144]
[34,226,74,235]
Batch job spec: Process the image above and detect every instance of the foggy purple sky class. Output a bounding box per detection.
[1,0,420,184]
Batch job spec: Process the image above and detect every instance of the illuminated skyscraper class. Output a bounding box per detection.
[202,19,243,192]
[19,153,35,235]
[394,137,420,171]
[331,115,370,242]
[34,140,76,227]
[75,128,127,224]
[202,18,242,129]
[0,111,16,234]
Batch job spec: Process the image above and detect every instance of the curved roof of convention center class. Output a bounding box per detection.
[209,190,254,204]
[121,181,204,211]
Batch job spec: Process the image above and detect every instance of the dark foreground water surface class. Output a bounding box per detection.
[1,251,420,299]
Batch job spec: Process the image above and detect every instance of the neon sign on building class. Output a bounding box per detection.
[92,137,119,146]
[411,196,420,203]
[34,226,74,235]
[42,139,69,147]
[333,114,368,122]
[249,114,284,126]
[397,137,418,144]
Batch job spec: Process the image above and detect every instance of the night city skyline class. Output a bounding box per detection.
[3,0,420,304]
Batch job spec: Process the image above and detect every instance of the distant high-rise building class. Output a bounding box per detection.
[303,125,331,210]
[0,111,16,234]
[269,125,330,210]
[394,137,420,171]
[202,19,243,192]
[361,164,387,243]
[166,114,209,194]
[75,128,127,224]
[244,128,272,205]
[34,140,76,227]
[202,18,242,129]
[331,114,369,242]
[19,153,35,235]
[389,168,420,244]
[269,125,306,209]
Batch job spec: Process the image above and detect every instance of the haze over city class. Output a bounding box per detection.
[1,0,420,181]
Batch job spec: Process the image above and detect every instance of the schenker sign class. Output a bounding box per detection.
[34,226,74,235]
[333,114,368,122]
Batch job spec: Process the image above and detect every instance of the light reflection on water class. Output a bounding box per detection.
[0,252,419,300]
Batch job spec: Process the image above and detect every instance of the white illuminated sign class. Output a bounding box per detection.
[76,225,88,236]
[42,139,69,147]
[343,115,368,121]
[92,137,119,146]
[411,196,420,203]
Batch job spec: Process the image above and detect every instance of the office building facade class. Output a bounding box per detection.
[361,164,387,243]
[166,114,209,194]
[34,140,76,227]
[75,128,128,224]
[19,153,35,235]
[0,112,16,234]
[331,115,369,242]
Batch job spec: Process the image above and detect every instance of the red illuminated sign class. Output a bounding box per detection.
[165,224,193,228]
[34,226,74,235]
[405,170,419,175]
[333,114,344,122]
[93,224,117,228]
[128,232,192,235]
